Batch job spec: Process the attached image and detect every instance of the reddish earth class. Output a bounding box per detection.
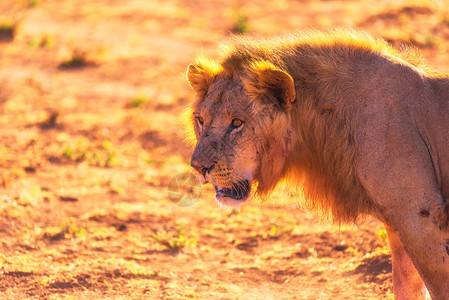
[0,0,448,299]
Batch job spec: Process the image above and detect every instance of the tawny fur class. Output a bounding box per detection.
[185,28,447,223]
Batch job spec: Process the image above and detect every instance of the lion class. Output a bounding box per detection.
[185,29,449,300]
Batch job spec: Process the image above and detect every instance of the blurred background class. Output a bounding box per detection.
[0,0,448,298]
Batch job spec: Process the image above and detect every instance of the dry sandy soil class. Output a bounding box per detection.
[0,0,449,299]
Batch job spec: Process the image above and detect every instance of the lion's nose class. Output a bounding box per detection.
[191,160,215,176]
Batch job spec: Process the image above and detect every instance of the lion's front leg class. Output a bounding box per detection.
[355,107,449,299]
[378,205,449,299]
[386,226,429,300]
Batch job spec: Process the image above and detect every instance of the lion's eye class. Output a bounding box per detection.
[231,118,244,129]
[196,116,204,126]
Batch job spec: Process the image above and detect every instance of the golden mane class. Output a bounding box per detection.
[209,28,428,79]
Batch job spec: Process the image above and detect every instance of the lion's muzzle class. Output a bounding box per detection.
[190,159,214,177]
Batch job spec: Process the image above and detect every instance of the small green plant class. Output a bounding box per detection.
[87,151,118,167]
[63,148,73,158]
[44,217,87,241]
[28,35,55,48]
[270,224,280,236]
[102,141,118,167]
[152,227,196,253]
[269,223,293,237]
[62,138,119,167]
[66,224,87,236]
[63,147,85,162]
[104,154,117,167]
[102,140,112,149]
[59,50,91,69]
[424,34,438,48]
[28,0,39,7]
[231,11,249,34]
[144,158,156,165]
[128,96,148,108]
[0,22,16,42]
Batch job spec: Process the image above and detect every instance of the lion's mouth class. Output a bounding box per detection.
[214,180,250,201]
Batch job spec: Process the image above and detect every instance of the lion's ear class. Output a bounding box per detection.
[186,59,221,94]
[243,63,296,110]
[187,64,209,94]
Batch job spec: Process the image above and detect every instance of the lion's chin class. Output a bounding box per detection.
[214,196,249,209]
[214,180,251,209]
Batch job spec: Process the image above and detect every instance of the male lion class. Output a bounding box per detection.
[186,29,449,300]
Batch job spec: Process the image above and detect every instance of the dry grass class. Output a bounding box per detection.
[0,0,448,298]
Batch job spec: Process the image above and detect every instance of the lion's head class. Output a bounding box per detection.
[186,58,296,208]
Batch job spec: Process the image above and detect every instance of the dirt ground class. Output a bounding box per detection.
[0,0,449,299]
